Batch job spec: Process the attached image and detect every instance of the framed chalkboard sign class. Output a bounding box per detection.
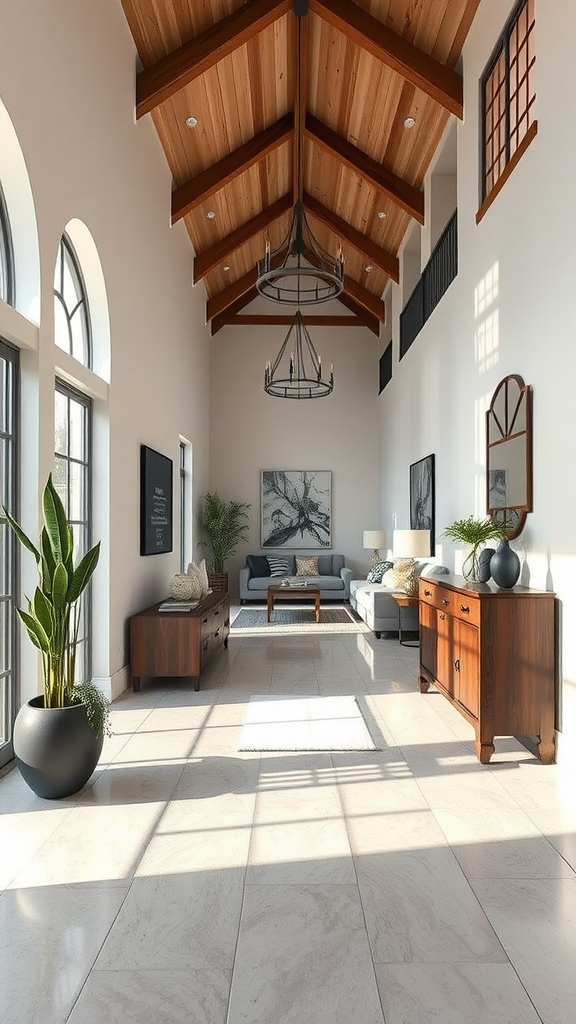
[140,445,173,555]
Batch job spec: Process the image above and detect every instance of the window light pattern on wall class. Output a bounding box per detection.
[53,234,92,367]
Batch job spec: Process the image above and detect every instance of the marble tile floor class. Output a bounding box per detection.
[1,605,576,1023]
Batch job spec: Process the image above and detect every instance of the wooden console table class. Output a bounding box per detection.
[418,575,556,763]
[129,591,230,692]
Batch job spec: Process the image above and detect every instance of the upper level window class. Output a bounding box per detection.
[0,184,14,305]
[480,0,535,215]
[54,234,92,367]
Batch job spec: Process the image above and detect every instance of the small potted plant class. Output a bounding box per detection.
[199,492,251,592]
[443,515,506,582]
[3,474,110,799]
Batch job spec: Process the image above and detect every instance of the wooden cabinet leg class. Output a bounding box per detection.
[132,676,141,692]
[419,676,430,693]
[537,736,555,764]
[475,736,495,763]
[193,676,200,692]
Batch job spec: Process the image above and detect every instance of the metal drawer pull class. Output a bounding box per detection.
[442,598,449,605]
[460,605,470,613]
[454,658,460,671]
[424,589,432,596]
[439,613,445,620]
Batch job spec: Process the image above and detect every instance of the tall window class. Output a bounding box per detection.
[54,234,92,366]
[482,0,535,202]
[0,340,18,768]
[0,184,14,305]
[54,382,92,683]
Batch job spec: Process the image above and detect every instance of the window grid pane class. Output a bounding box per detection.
[53,235,92,368]
[482,0,535,199]
[0,340,17,768]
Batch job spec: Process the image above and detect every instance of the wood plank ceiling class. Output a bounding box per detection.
[120,0,481,336]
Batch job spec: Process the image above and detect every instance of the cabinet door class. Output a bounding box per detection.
[419,600,437,679]
[454,618,479,717]
[437,610,454,697]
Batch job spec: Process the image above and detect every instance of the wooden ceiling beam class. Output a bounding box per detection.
[305,114,424,224]
[303,192,399,283]
[343,276,385,322]
[136,0,292,118]
[309,0,463,118]
[337,292,380,335]
[211,288,259,336]
[207,268,258,323]
[193,193,293,283]
[172,114,293,224]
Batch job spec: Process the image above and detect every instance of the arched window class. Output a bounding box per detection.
[53,233,91,367]
[0,183,14,305]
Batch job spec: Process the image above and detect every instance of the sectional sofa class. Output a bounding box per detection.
[350,563,450,637]
[239,552,352,603]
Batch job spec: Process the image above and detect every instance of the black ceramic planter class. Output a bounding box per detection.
[13,696,104,799]
[490,539,521,589]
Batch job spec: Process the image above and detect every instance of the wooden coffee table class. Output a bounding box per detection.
[267,585,321,623]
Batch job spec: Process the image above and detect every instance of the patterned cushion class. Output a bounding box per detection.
[381,559,419,595]
[295,556,319,576]
[366,559,393,583]
[267,555,291,577]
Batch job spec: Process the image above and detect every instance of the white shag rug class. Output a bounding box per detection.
[237,694,379,751]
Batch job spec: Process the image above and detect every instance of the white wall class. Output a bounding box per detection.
[0,0,212,700]
[378,0,576,763]
[209,312,382,587]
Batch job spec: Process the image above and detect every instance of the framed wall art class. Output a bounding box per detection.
[410,454,435,556]
[140,444,173,555]
[261,470,331,548]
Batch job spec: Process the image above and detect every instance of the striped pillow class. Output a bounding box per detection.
[267,556,291,577]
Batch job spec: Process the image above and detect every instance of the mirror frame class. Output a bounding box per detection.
[486,373,533,539]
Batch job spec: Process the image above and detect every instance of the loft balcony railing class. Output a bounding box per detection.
[399,210,458,359]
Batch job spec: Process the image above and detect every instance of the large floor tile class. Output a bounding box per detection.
[375,963,542,1023]
[227,884,385,1024]
[68,968,231,1024]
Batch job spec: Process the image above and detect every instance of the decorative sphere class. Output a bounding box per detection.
[169,574,202,601]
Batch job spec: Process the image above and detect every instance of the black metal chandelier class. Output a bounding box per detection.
[256,1,344,305]
[264,311,334,399]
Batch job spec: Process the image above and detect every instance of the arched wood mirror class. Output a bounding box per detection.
[486,374,533,539]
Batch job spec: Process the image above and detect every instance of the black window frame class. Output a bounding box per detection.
[0,183,15,306]
[53,233,92,368]
[0,338,19,767]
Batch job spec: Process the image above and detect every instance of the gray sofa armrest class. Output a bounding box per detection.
[239,566,251,602]
[340,566,352,600]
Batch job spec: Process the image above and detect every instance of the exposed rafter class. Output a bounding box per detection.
[309,0,463,118]
[193,194,293,283]
[303,192,399,283]
[136,0,292,118]
[172,114,293,224]
[305,115,424,224]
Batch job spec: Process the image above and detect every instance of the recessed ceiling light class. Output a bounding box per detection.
[185,115,198,128]
[206,210,216,219]
[404,116,416,129]
[377,211,387,220]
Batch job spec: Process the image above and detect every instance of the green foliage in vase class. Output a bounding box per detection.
[443,515,506,547]
[2,474,110,737]
[199,492,251,573]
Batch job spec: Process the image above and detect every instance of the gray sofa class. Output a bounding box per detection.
[350,562,450,637]
[239,552,352,603]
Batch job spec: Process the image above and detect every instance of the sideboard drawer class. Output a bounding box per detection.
[452,595,480,627]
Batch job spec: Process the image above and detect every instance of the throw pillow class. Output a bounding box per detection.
[267,555,291,577]
[246,554,270,577]
[295,556,319,576]
[187,558,210,595]
[366,559,393,583]
[381,559,419,595]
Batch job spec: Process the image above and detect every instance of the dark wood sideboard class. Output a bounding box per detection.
[418,574,556,764]
[129,591,230,692]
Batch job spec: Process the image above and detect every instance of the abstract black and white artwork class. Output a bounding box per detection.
[410,454,435,556]
[261,470,331,548]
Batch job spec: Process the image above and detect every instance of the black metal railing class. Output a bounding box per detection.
[400,210,458,359]
[378,341,392,395]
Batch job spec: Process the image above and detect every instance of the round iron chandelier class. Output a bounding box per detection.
[264,311,334,399]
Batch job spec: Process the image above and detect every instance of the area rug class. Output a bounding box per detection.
[231,606,369,635]
[237,695,379,751]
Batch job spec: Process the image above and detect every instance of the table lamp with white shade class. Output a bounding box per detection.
[392,529,431,595]
[363,530,386,566]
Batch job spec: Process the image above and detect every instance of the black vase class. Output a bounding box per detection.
[13,696,104,799]
[490,539,521,589]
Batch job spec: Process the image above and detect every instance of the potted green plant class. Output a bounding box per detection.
[443,515,506,582]
[199,492,251,591]
[2,473,110,799]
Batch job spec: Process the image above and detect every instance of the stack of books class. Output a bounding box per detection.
[158,599,200,612]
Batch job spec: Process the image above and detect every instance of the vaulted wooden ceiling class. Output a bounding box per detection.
[120,0,480,336]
